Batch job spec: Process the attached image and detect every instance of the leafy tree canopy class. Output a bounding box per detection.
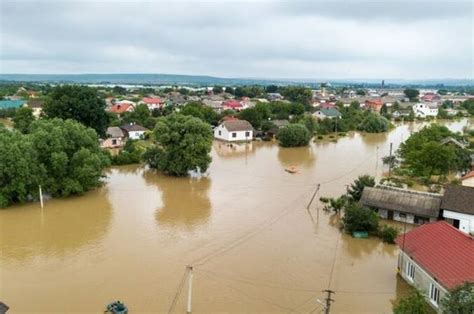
[281,86,313,105]
[43,85,109,136]
[348,175,376,202]
[342,202,379,233]
[393,289,432,314]
[398,124,470,177]
[358,113,390,133]
[404,88,420,101]
[13,106,34,133]
[144,114,213,176]
[441,282,474,313]
[277,123,311,147]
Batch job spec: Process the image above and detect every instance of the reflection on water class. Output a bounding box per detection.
[277,145,316,169]
[0,189,112,261]
[0,119,470,313]
[142,170,212,229]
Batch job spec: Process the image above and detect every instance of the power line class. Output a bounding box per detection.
[167,267,189,314]
[191,186,315,266]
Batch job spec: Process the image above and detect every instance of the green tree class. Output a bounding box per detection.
[0,129,45,207]
[461,99,474,116]
[43,85,110,136]
[13,106,34,133]
[404,88,420,101]
[277,123,311,147]
[281,86,312,105]
[265,85,279,93]
[348,175,376,201]
[358,113,389,133]
[441,282,474,314]
[238,107,264,129]
[398,124,470,177]
[144,114,213,176]
[356,89,366,96]
[29,118,110,197]
[393,289,431,314]
[180,102,219,125]
[342,202,379,233]
[212,86,223,94]
[122,103,151,127]
[111,140,142,165]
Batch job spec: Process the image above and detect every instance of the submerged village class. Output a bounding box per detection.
[1,81,474,313]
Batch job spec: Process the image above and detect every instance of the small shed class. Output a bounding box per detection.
[360,186,442,224]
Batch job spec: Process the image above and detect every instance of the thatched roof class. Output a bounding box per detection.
[360,186,442,218]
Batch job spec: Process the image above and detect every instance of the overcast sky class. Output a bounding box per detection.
[0,0,473,79]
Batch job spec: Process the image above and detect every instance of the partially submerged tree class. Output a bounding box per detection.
[277,123,311,147]
[393,289,431,314]
[441,282,474,313]
[347,175,376,202]
[342,202,379,233]
[144,113,213,176]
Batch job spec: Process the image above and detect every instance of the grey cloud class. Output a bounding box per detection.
[0,0,472,79]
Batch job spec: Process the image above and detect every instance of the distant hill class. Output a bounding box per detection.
[0,73,472,87]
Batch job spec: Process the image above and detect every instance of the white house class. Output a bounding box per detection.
[313,108,342,119]
[461,170,474,187]
[441,185,474,235]
[413,103,438,118]
[141,97,162,110]
[120,123,148,140]
[395,221,474,313]
[214,119,253,142]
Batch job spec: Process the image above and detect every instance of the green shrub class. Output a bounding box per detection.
[317,135,324,140]
[378,225,399,244]
[342,203,379,234]
[277,123,311,147]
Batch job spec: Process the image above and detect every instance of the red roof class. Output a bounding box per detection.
[321,103,336,109]
[365,99,384,106]
[142,97,162,104]
[222,99,243,109]
[461,170,474,180]
[395,221,474,289]
[109,103,133,114]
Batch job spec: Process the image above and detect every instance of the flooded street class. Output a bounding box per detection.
[0,119,470,313]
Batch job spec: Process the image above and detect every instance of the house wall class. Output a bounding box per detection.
[101,137,124,148]
[213,124,252,142]
[128,131,145,140]
[398,252,447,313]
[443,210,474,234]
[413,103,438,117]
[461,177,474,187]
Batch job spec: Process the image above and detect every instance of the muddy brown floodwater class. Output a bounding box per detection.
[0,119,470,313]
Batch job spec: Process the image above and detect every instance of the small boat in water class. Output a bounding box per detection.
[105,301,128,314]
[285,166,299,174]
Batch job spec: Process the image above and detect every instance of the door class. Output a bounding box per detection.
[387,210,394,220]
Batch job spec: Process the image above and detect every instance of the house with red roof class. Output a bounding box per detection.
[222,99,247,111]
[421,92,441,102]
[364,99,384,113]
[109,103,134,115]
[141,97,163,110]
[395,221,474,312]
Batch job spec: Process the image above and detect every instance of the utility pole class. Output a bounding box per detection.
[323,289,335,314]
[186,265,194,314]
[306,184,321,225]
[388,142,393,178]
[39,185,44,209]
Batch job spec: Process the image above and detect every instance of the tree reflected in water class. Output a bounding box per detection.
[142,170,212,230]
[277,145,316,169]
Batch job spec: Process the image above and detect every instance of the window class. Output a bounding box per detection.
[399,213,407,219]
[405,261,415,281]
[112,139,117,145]
[245,131,250,137]
[232,133,237,138]
[429,283,440,306]
[218,130,221,136]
